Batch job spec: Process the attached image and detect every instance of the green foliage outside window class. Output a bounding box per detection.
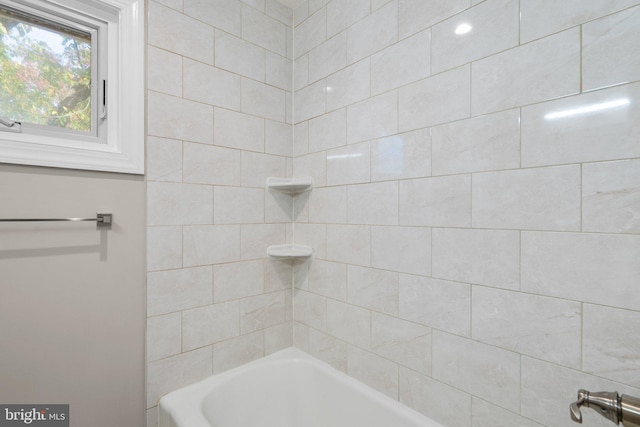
[0,11,91,132]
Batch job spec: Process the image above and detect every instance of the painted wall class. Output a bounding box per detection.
[292,1,640,426]
[144,0,295,424]
[0,164,146,427]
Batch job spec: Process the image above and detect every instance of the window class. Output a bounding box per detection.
[0,0,144,174]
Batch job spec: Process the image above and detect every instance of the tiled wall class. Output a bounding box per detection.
[145,0,295,424]
[292,1,640,426]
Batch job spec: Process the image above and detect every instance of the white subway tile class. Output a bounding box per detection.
[432,331,520,412]
[242,78,286,122]
[346,1,397,64]
[242,0,265,12]
[326,141,371,186]
[371,129,431,182]
[371,226,431,276]
[149,2,214,64]
[183,225,241,266]
[293,223,327,259]
[295,290,327,331]
[432,109,520,175]
[264,321,293,355]
[308,32,347,83]
[521,356,640,427]
[472,287,582,368]
[309,108,346,152]
[241,224,286,260]
[432,228,520,290]
[242,6,287,56]
[214,107,264,152]
[372,312,431,374]
[399,175,471,227]
[472,165,581,231]
[182,301,240,350]
[472,398,544,427]
[183,59,241,111]
[148,226,182,272]
[293,2,309,27]
[240,291,286,334]
[215,30,265,82]
[431,0,518,74]
[400,366,472,427]
[147,347,212,408]
[583,6,640,91]
[326,224,371,266]
[148,266,213,316]
[521,232,640,311]
[294,54,310,91]
[371,29,430,96]
[241,152,287,188]
[294,152,326,187]
[399,274,471,337]
[326,59,371,112]
[347,91,398,144]
[214,187,264,224]
[148,91,213,144]
[213,260,264,303]
[148,46,182,97]
[266,0,293,26]
[295,80,327,122]
[147,136,182,183]
[521,83,640,167]
[213,331,264,373]
[308,328,348,372]
[348,181,398,225]
[399,65,471,132]
[295,7,326,58]
[399,0,469,40]
[307,260,347,300]
[347,265,399,315]
[471,29,580,116]
[266,52,292,92]
[185,0,242,36]
[583,159,640,234]
[183,143,241,186]
[147,313,182,362]
[347,346,399,399]
[309,186,347,223]
[326,0,369,37]
[148,182,213,226]
[583,304,640,388]
[520,0,640,43]
[265,120,293,157]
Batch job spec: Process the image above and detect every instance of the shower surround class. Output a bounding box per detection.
[146,1,640,426]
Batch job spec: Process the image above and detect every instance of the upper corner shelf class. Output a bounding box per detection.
[266,177,313,195]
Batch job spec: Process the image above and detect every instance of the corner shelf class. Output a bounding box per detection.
[266,177,313,195]
[267,244,313,261]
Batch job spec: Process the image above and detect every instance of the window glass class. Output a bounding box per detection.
[0,6,92,132]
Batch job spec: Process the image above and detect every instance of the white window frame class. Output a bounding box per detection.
[0,0,145,174]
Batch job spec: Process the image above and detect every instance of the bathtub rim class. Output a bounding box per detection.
[158,346,442,427]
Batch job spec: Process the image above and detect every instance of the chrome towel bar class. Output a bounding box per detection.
[0,213,112,227]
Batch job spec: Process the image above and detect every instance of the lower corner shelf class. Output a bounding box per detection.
[267,244,313,261]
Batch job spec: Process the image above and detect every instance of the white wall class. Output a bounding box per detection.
[144,1,295,424]
[292,1,640,426]
[0,164,146,427]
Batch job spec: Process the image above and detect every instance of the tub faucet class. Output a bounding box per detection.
[570,389,640,427]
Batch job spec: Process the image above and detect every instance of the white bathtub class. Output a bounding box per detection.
[159,347,443,427]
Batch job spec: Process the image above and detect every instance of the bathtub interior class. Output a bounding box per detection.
[160,348,443,427]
